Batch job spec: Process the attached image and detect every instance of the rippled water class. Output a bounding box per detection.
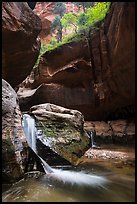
[2,157,135,202]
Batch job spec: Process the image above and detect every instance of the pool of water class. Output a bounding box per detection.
[2,157,135,202]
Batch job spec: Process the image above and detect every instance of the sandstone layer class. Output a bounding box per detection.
[18,2,135,121]
[2,79,29,183]
[2,2,42,87]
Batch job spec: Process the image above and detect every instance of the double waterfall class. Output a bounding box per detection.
[22,114,108,186]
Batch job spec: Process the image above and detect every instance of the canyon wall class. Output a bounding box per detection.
[18,2,135,121]
[2,2,42,88]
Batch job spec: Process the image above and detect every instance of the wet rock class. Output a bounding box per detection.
[24,171,44,179]
[2,79,29,183]
[30,103,90,165]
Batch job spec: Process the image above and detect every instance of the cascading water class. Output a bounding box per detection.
[22,114,108,187]
[87,131,100,149]
[22,114,37,152]
[22,114,53,174]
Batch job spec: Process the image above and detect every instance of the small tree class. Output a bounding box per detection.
[50,16,63,42]
[53,2,66,17]
[73,2,94,12]
[61,12,78,33]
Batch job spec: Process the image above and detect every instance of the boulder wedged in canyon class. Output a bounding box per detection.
[29,103,90,165]
[17,2,135,121]
[2,79,29,183]
[2,2,42,88]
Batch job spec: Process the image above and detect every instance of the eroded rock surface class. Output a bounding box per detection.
[2,79,28,183]
[84,118,135,144]
[2,2,42,87]
[18,2,135,121]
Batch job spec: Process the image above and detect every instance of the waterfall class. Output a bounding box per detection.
[22,114,37,152]
[90,131,96,147]
[39,157,53,174]
[22,114,53,174]
[22,114,108,186]
[87,131,100,149]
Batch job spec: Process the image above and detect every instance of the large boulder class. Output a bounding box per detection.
[2,79,28,183]
[29,103,90,165]
[2,2,42,88]
[17,2,135,121]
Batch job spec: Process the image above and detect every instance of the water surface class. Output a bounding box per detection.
[2,154,135,202]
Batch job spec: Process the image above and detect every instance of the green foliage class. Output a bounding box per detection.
[45,41,63,51]
[35,2,111,61]
[35,43,47,66]
[49,37,58,45]
[50,16,63,42]
[53,2,66,17]
[62,32,81,43]
[77,2,111,36]
[61,12,78,32]
[61,2,110,40]
[85,2,111,27]
[44,32,82,52]
[50,2,110,45]
[73,2,94,12]
[40,43,47,54]
[77,12,88,27]
[50,16,62,32]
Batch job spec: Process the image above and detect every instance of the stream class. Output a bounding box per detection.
[2,114,135,202]
[2,156,135,202]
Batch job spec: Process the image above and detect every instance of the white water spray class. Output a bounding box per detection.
[47,169,108,186]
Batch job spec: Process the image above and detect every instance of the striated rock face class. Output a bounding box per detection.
[29,103,90,165]
[2,79,29,183]
[2,2,42,88]
[84,118,135,144]
[18,2,135,121]
[17,41,93,112]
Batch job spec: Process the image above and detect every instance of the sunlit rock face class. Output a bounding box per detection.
[34,2,56,44]
[2,79,28,183]
[2,2,42,88]
[29,103,90,165]
[18,2,135,121]
[34,2,79,43]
